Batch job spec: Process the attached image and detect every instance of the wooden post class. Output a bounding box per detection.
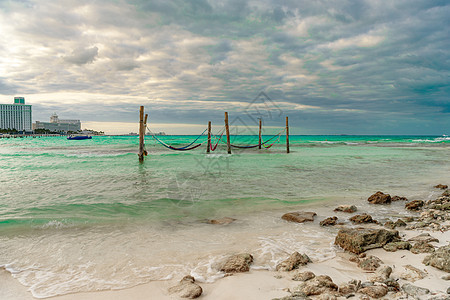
[207,121,211,153]
[225,112,231,154]
[286,116,290,154]
[138,106,145,162]
[258,118,262,149]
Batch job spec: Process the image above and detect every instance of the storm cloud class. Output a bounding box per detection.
[0,0,448,134]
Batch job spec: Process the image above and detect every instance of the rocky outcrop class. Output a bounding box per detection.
[334,205,357,213]
[292,271,315,282]
[207,217,236,225]
[294,275,338,296]
[410,241,435,254]
[349,213,377,224]
[276,252,311,271]
[423,244,450,272]
[334,227,400,254]
[320,216,338,226]
[402,283,430,298]
[383,241,411,252]
[338,279,360,296]
[168,276,203,299]
[220,253,253,273]
[443,189,450,197]
[359,285,388,298]
[434,184,448,189]
[368,191,391,204]
[405,200,424,211]
[282,212,316,223]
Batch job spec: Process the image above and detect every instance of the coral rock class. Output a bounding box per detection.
[334,205,357,213]
[334,227,400,254]
[276,252,311,271]
[368,191,391,204]
[282,212,316,223]
[220,253,253,273]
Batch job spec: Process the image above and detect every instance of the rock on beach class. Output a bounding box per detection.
[334,227,400,254]
[220,253,253,273]
[334,205,357,213]
[168,276,203,299]
[423,244,450,272]
[368,191,391,204]
[276,252,311,271]
[282,211,316,223]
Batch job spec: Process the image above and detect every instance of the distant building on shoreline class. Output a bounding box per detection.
[0,97,32,132]
[33,113,81,133]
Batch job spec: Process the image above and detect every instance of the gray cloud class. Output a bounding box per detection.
[64,46,99,65]
[0,0,449,134]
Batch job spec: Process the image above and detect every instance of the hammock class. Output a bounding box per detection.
[230,129,285,149]
[209,128,225,151]
[147,127,206,151]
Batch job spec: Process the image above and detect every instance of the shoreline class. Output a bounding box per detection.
[2,186,449,299]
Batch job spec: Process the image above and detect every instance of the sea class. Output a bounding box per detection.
[0,134,449,298]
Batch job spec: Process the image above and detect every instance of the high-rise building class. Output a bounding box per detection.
[33,113,81,133]
[0,97,32,131]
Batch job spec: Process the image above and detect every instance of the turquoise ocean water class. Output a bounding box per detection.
[0,134,449,297]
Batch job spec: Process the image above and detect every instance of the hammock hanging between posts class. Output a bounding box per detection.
[230,128,286,149]
[209,128,225,151]
[147,126,206,151]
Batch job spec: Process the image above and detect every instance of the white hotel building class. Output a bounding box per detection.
[0,97,32,131]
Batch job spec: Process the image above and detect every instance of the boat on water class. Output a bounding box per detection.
[67,135,92,140]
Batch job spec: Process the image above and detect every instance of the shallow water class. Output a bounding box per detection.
[0,135,449,297]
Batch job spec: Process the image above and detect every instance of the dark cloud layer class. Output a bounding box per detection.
[0,0,448,134]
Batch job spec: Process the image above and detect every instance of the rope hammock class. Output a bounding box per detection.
[230,128,286,149]
[209,127,225,151]
[147,126,206,151]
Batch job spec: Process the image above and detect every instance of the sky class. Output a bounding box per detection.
[0,0,449,135]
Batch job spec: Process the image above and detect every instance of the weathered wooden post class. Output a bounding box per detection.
[286,116,290,154]
[258,118,262,149]
[207,121,211,153]
[225,112,231,154]
[138,106,145,162]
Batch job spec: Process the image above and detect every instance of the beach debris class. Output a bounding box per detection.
[220,253,253,273]
[357,255,383,271]
[405,200,424,211]
[383,241,411,252]
[207,217,236,225]
[410,241,435,254]
[358,285,388,298]
[294,275,338,296]
[334,205,357,213]
[434,184,448,189]
[292,270,315,281]
[349,213,378,224]
[168,275,203,299]
[422,244,450,272]
[282,211,316,223]
[392,195,408,201]
[369,265,392,282]
[368,191,391,204]
[276,252,311,271]
[400,264,427,282]
[401,283,430,298]
[320,216,338,226]
[334,227,400,254]
[407,233,439,243]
